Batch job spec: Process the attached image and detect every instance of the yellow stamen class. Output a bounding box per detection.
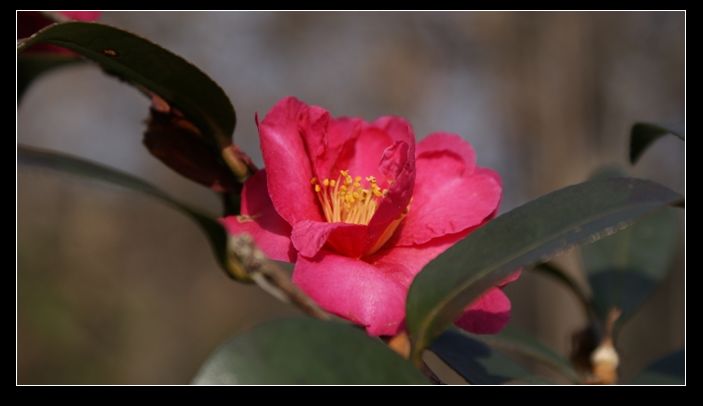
[311,169,390,225]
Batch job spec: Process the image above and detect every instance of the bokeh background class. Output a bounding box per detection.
[17,11,685,384]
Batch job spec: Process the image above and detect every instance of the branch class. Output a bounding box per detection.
[227,234,331,320]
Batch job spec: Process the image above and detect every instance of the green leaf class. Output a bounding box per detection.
[478,326,582,383]
[582,167,681,325]
[18,22,235,146]
[18,144,229,277]
[582,207,680,324]
[629,122,684,164]
[630,349,685,385]
[18,54,82,101]
[431,329,549,384]
[531,262,594,321]
[406,177,683,361]
[192,318,428,385]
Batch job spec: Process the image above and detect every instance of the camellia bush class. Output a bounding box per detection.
[17,12,684,385]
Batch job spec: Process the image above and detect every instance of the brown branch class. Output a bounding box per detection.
[227,234,331,320]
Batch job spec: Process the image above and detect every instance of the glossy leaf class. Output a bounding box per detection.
[478,326,582,383]
[582,166,681,325]
[18,144,230,277]
[406,177,683,360]
[583,207,680,325]
[630,349,685,385]
[17,54,81,101]
[630,122,684,164]
[192,318,427,385]
[431,329,548,384]
[18,22,235,145]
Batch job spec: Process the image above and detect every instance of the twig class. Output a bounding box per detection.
[228,234,331,320]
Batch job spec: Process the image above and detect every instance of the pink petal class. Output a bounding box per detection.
[258,97,323,225]
[416,132,476,175]
[291,220,367,258]
[474,167,503,187]
[498,268,522,288]
[221,170,295,262]
[367,232,468,287]
[333,126,392,183]
[395,162,501,246]
[373,116,416,145]
[326,116,418,253]
[329,116,414,186]
[366,140,416,247]
[293,253,407,336]
[315,117,364,180]
[58,11,101,21]
[454,288,512,334]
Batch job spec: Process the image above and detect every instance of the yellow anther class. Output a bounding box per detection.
[310,169,395,225]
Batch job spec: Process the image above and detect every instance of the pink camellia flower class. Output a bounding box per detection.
[223,97,519,336]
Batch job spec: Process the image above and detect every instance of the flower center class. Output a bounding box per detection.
[311,170,388,225]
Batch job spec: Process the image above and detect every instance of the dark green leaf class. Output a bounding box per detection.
[18,22,235,146]
[478,326,582,383]
[18,144,229,277]
[630,349,684,385]
[17,54,81,101]
[192,318,427,385]
[431,329,548,384]
[630,122,684,164]
[583,206,680,324]
[531,262,594,321]
[582,167,681,326]
[406,177,683,360]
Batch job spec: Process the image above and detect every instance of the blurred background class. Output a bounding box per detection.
[17,11,684,384]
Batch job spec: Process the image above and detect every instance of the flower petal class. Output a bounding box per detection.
[315,116,364,180]
[373,116,416,145]
[258,97,323,224]
[221,170,295,262]
[291,220,367,258]
[58,11,101,20]
[454,287,512,334]
[367,232,467,286]
[367,140,416,246]
[498,269,522,288]
[396,167,501,246]
[392,134,501,246]
[329,116,414,186]
[416,132,476,175]
[333,126,392,183]
[293,253,407,336]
